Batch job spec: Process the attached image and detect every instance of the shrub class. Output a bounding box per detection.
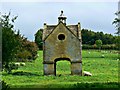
[101,44,117,50]
[82,44,98,49]
[95,39,103,50]
[15,38,39,62]
[22,40,38,60]
[16,50,32,61]
[82,44,118,50]
[2,80,10,90]
[34,29,43,50]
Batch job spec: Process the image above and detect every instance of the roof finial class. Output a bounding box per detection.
[60,10,64,16]
[61,10,63,14]
[58,10,67,24]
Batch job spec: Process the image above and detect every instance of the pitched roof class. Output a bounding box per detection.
[67,25,78,36]
[43,25,56,41]
[43,22,79,41]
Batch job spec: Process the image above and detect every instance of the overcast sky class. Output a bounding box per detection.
[0,0,119,41]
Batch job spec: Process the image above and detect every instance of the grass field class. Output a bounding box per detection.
[2,50,119,89]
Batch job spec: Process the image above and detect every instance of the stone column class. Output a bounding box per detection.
[43,63,54,75]
[71,61,82,75]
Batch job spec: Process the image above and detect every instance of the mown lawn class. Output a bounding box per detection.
[2,50,119,89]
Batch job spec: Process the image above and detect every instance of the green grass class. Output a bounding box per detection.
[2,50,119,88]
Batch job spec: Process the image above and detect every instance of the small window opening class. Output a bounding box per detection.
[58,34,65,40]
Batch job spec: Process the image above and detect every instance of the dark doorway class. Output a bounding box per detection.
[54,58,71,76]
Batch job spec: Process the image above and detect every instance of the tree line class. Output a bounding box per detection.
[81,29,117,45]
[35,28,118,50]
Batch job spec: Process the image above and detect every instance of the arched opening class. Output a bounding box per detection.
[54,58,71,76]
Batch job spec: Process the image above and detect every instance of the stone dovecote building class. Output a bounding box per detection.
[42,11,82,76]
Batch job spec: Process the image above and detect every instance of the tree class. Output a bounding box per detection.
[1,12,39,73]
[81,29,116,45]
[20,38,38,60]
[112,10,120,54]
[34,29,43,50]
[112,11,120,35]
[95,39,102,51]
[0,12,20,70]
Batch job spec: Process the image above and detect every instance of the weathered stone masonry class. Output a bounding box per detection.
[42,11,82,76]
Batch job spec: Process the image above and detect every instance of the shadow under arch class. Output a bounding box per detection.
[54,58,71,76]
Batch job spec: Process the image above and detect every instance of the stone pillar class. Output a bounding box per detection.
[43,63,54,75]
[71,62,82,75]
[42,23,47,40]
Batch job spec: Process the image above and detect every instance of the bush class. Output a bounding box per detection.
[2,80,10,90]
[16,50,32,61]
[22,40,38,60]
[34,29,43,50]
[95,39,102,50]
[15,38,39,62]
[24,41,38,60]
[82,44,118,50]
[101,44,117,50]
[82,44,98,49]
